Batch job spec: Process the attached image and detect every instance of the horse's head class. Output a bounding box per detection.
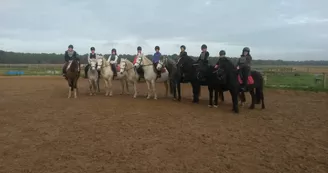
[119,59,128,74]
[90,60,97,71]
[67,59,79,72]
[156,57,167,71]
[134,55,143,68]
[96,57,104,70]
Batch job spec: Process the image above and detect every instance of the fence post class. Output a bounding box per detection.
[323,73,327,88]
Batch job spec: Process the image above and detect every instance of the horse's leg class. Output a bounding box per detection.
[97,77,100,92]
[249,88,255,109]
[126,79,130,94]
[229,88,239,113]
[260,88,265,109]
[120,79,124,95]
[108,78,113,96]
[146,81,151,99]
[133,81,137,98]
[67,79,72,98]
[208,85,213,107]
[214,87,219,107]
[104,79,109,96]
[151,80,157,100]
[219,90,224,102]
[89,79,93,96]
[191,82,200,103]
[164,80,168,97]
[177,81,181,101]
[73,77,78,98]
[240,92,246,107]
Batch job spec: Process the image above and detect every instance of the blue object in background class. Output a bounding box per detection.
[5,70,25,75]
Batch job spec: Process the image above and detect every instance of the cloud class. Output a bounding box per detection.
[0,0,327,60]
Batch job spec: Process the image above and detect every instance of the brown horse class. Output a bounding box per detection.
[65,59,80,98]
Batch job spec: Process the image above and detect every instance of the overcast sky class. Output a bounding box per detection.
[0,0,327,60]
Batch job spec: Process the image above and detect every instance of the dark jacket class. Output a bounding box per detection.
[64,50,78,62]
[215,55,229,66]
[237,55,252,67]
[197,51,209,63]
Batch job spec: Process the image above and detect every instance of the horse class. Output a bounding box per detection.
[214,58,265,113]
[119,58,138,98]
[97,56,114,96]
[176,56,201,103]
[134,54,169,100]
[113,62,130,95]
[87,60,99,96]
[156,57,183,100]
[65,58,80,98]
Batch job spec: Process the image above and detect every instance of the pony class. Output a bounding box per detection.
[214,58,265,113]
[97,56,114,96]
[176,56,201,103]
[65,58,80,98]
[156,57,182,100]
[113,62,130,95]
[119,58,138,98]
[134,54,169,99]
[87,60,99,95]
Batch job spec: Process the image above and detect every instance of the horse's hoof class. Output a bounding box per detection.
[133,96,137,99]
[208,105,212,108]
[172,98,176,101]
[249,106,255,109]
[89,93,92,96]
[213,105,218,108]
[154,98,157,100]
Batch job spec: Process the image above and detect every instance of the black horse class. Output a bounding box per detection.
[213,58,265,112]
[176,56,201,103]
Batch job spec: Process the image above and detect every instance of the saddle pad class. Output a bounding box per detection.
[161,68,166,73]
[116,65,120,71]
[238,75,254,85]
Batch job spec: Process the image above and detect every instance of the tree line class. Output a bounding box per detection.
[1,50,328,66]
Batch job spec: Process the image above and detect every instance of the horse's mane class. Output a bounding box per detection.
[69,59,79,72]
[141,54,152,64]
[100,56,109,67]
[122,58,133,67]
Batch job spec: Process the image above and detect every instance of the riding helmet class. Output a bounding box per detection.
[68,44,74,49]
[201,44,207,49]
[243,47,250,52]
[137,46,142,51]
[112,48,116,52]
[155,46,160,50]
[90,47,95,51]
[219,50,226,56]
[180,45,186,50]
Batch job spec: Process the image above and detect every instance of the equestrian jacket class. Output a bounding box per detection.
[64,50,78,62]
[107,54,119,64]
[197,51,209,63]
[152,52,161,63]
[87,53,99,63]
[237,55,252,67]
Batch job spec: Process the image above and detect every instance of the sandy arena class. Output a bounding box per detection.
[0,76,327,173]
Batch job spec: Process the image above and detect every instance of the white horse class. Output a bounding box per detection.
[134,54,169,99]
[87,60,99,96]
[97,56,114,96]
[119,58,138,98]
[112,63,130,95]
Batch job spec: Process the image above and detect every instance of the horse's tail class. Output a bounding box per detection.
[255,71,264,104]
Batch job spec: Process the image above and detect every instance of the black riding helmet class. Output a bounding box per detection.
[243,47,250,52]
[155,46,160,50]
[90,47,95,51]
[201,44,207,49]
[68,44,73,49]
[219,50,226,56]
[180,45,186,50]
[112,48,116,52]
[137,46,142,51]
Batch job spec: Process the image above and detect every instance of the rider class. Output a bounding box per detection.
[179,45,188,60]
[84,47,97,78]
[197,44,209,65]
[107,48,119,76]
[152,46,162,78]
[237,47,252,91]
[133,46,143,64]
[62,44,79,77]
[214,50,228,68]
